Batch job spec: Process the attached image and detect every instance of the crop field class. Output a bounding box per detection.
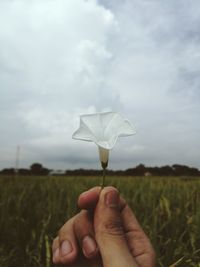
[0,175,200,267]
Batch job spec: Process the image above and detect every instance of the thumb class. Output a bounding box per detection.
[94,187,138,267]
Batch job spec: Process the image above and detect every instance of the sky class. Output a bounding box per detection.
[0,0,200,170]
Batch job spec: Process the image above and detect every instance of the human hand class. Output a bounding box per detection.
[52,186,156,267]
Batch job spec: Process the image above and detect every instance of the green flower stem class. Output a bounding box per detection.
[102,167,106,188]
[101,161,108,188]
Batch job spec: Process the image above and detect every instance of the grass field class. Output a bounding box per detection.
[0,175,200,267]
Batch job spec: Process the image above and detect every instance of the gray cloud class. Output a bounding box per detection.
[0,0,200,170]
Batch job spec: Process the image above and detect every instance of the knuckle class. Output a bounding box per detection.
[58,225,65,237]
[58,229,64,241]
[58,218,74,240]
[53,236,57,243]
[52,237,58,249]
[75,210,88,223]
[52,236,59,252]
[101,218,124,236]
[74,211,92,237]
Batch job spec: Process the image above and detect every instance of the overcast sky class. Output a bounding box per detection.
[0,0,200,170]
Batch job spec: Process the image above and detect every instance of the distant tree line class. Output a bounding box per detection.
[0,163,49,176]
[0,162,200,176]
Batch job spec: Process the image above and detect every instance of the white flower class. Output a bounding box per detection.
[72,112,136,168]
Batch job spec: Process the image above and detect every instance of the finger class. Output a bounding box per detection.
[52,236,60,264]
[57,216,78,264]
[74,210,99,259]
[78,186,126,211]
[78,186,101,210]
[94,186,139,267]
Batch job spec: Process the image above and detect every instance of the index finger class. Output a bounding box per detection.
[78,186,126,210]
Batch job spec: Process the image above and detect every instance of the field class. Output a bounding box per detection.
[0,175,200,267]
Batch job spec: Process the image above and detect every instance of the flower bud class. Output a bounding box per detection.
[98,146,109,169]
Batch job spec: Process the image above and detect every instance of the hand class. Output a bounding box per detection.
[52,186,156,267]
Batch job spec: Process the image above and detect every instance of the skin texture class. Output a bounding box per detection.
[52,186,156,267]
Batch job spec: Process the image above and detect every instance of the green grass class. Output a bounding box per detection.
[0,175,200,267]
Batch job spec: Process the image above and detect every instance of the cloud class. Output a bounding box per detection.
[0,0,200,170]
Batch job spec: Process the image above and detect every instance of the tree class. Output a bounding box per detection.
[30,163,49,175]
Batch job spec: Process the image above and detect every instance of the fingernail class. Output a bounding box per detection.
[53,248,59,263]
[60,240,73,256]
[82,235,97,257]
[105,190,119,208]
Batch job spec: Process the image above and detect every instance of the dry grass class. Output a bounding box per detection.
[0,175,199,267]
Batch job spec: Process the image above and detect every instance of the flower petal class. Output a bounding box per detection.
[72,119,95,142]
[117,120,136,137]
[72,112,136,150]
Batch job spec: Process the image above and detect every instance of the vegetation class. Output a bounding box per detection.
[0,163,200,176]
[0,175,199,267]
